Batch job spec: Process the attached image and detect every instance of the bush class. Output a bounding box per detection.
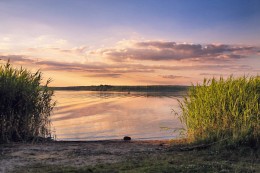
[0,61,55,143]
[178,76,260,146]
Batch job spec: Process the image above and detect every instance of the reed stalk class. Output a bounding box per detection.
[0,61,55,143]
[178,76,260,146]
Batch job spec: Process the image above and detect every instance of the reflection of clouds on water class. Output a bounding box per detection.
[52,101,121,121]
[52,91,183,141]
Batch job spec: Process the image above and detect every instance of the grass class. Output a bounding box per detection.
[2,65,259,172]
[176,76,260,146]
[12,146,260,173]
[0,61,55,143]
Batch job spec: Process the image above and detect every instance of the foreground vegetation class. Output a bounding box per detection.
[1,62,259,172]
[0,62,55,143]
[10,143,259,173]
[178,76,260,146]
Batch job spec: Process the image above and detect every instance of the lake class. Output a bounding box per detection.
[52,91,185,141]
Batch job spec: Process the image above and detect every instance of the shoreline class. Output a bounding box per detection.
[0,140,171,173]
[52,139,171,143]
[1,139,259,173]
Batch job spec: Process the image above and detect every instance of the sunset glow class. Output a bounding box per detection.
[0,0,260,86]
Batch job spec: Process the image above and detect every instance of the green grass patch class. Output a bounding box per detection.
[12,147,259,173]
[177,76,260,146]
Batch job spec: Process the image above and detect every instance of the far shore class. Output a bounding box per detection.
[49,85,190,93]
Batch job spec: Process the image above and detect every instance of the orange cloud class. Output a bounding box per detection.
[1,39,259,86]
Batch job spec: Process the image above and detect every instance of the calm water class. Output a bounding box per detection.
[52,91,184,141]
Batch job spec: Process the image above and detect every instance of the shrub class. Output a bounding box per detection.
[0,61,55,143]
[178,76,260,146]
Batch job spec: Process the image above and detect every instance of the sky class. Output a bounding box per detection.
[0,0,260,86]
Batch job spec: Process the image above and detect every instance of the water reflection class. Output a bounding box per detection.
[52,91,184,141]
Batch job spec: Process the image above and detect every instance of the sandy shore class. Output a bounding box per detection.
[0,140,170,173]
[1,140,259,173]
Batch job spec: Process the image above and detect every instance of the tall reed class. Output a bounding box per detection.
[0,61,55,143]
[178,76,260,146]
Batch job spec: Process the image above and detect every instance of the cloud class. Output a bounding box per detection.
[229,65,253,71]
[35,60,107,72]
[27,45,89,56]
[160,75,189,79]
[85,73,121,78]
[135,41,177,48]
[200,73,226,76]
[91,40,258,62]
[0,54,155,74]
[0,52,256,85]
[52,46,88,54]
[0,55,34,63]
[1,38,258,86]
[1,54,251,74]
[35,60,156,73]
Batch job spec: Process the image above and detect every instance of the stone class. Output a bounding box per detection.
[123,136,131,141]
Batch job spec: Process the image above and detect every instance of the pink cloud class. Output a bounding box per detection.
[91,41,259,62]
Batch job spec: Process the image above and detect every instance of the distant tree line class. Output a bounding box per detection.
[50,85,190,92]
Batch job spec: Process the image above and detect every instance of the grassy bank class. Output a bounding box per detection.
[177,76,260,147]
[6,141,259,173]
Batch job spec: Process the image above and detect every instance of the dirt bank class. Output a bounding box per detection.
[0,140,170,173]
[0,140,259,173]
